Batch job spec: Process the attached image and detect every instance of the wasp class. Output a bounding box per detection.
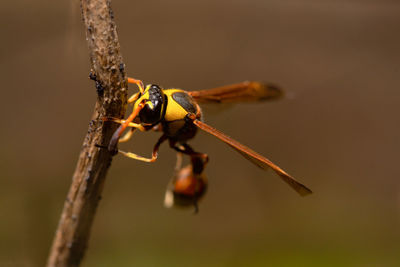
[164,152,208,211]
[104,77,312,210]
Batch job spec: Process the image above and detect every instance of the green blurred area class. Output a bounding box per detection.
[1,0,400,266]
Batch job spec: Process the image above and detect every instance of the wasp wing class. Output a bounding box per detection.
[193,119,312,196]
[188,81,283,104]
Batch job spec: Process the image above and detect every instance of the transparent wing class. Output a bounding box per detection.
[193,119,312,196]
[188,81,283,104]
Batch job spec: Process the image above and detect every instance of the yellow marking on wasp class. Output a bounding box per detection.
[133,90,154,109]
[163,89,190,122]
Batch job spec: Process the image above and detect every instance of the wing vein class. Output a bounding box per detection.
[193,119,312,196]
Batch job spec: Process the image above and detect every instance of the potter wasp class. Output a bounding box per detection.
[104,77,312,211]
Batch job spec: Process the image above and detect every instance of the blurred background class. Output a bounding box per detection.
[1,0,400,266]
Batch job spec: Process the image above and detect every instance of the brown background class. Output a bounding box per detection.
[1,0,399,266]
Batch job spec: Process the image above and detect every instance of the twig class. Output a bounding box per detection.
[47,0,127,266]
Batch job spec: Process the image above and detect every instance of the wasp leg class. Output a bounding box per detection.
[170,142,207,160]
[127,77,145,93]
[128,92,141,103]
[164,150,184,208]
[151,123,163,132]
[108,100,146,152]
[193,201,199,214]
[119,128,136,143]
[171,142,209,173]
[175,151,184,172]
[118,134,168,163]
[103,117,146,132]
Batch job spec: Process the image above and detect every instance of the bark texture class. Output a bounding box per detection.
[47,0,127,266]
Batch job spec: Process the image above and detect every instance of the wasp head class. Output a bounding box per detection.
[133,84,164,124]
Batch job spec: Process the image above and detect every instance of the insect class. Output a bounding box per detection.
[164,152,208,211]
[104,77,312,209]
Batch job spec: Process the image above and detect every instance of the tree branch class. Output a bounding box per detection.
[47,0,127,266]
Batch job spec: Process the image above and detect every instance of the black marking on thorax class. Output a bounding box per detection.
[172,92,197,114]
[160,94,168,120]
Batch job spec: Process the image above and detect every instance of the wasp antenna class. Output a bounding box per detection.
[108,125,123,152]
[108,101,146,152]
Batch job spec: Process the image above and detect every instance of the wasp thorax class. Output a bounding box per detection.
[139,84,164,124]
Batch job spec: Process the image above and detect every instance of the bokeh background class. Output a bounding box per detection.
[1,0,400,266]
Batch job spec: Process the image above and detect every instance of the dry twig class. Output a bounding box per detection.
[47,0,127,266]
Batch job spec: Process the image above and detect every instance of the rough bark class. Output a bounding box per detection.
[47,0,127,266]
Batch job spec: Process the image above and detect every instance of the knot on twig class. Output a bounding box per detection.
[89,71,105,97]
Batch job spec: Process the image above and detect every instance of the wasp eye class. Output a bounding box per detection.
[139,84,164,124]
